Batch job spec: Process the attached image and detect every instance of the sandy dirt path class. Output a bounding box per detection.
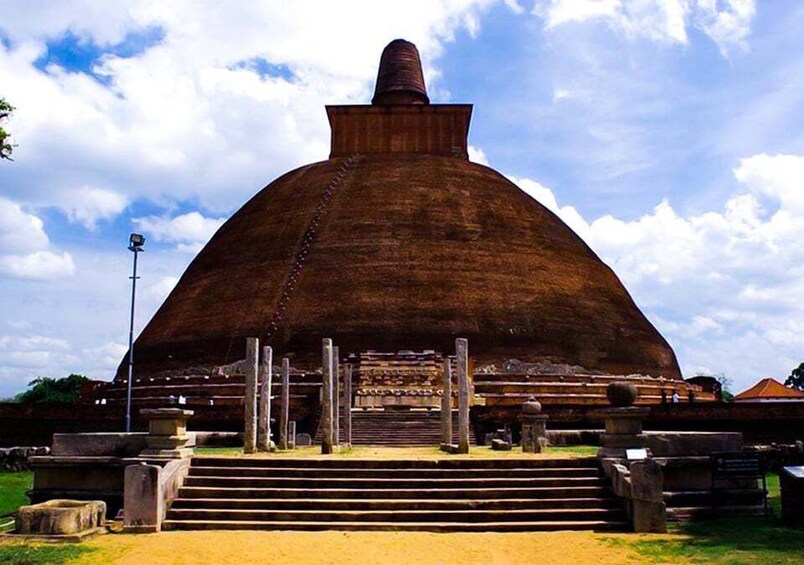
[70,530,672,565]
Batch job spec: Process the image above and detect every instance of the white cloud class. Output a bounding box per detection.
[60,186,128,230]
[0,0,498,213]
[0,250,75,279]
[0,196,50,253]
[132,211,226,252]
[468,145,489,165]
[0,197,75,279]
[533,0,755,55]
[146,275,178,300]
[734,153,804,213]
[694,0,756,56]
[511,152,804,390]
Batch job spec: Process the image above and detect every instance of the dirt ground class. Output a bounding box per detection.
[68,530,673,565]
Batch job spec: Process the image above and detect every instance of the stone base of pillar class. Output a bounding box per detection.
[139,408,194,459]
[597,407,650,459]
[440,443,460,454]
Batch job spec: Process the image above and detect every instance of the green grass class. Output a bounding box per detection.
[605,473,804,564]
[0,471,32,517]
[545,445,599,457]
[0,542,93,565]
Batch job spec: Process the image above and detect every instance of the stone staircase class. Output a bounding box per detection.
[314,410,477,446]
[163,457,629,532]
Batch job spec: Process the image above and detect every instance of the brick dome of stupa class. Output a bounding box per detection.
[117,40,681,380]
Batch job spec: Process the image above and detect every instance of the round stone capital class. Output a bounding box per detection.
[606,381,639,407]
[522,396,542,414]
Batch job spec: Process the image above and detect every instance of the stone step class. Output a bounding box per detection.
[667,505,766,521]
[191,456,599,469]
[187,466,599,479]
[161,519,629,532]
[179,484,611,500]
[171,497,620,511]
[664,489,765,507]
[164,507,626,523]
[177,485,613,500]
[183,475,607,489]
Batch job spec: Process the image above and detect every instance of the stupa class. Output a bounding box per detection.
[104,40,704,418]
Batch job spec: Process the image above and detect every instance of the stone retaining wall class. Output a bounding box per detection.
[0,446,50,471]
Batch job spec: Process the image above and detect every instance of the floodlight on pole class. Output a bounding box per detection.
[125,233,145,433]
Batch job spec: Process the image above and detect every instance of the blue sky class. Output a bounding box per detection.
[1,0,803,398]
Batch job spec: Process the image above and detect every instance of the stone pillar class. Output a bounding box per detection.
[518,397,548,454]
[257,346,273,452]
[244,337,259,454]
[333,346,340,447]
[289,421,297,449]
[630,459,667,533]
[139,408,195,458]
[456,338,470,454]
[279,357,290,450]
[124,463,162,532]
[343,363,353,448]
[321,338,334,454]
[440,359,453,448]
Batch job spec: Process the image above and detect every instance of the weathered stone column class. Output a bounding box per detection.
[456,338,470,454]
[440,359,453,448]
[343,363,353,448]
[321,338,334,454]
[257,345,273,452]
[333,346,340,447]
[289,421,297,449]
[244,337,259,454]
[279,357,290,450]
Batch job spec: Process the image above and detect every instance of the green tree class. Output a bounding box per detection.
[715,373,734,402]
[14,374,90,404]
[785,362,804,391]
[1,97,15,161]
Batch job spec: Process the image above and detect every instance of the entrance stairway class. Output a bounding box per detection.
[163,457,629,532]
[314,410,477,446]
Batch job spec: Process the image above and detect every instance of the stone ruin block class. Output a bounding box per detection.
[15,499,106,537]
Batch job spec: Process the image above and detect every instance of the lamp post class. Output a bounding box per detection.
[125,233,145,433]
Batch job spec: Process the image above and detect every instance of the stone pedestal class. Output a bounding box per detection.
[139,408,194,458]
[597,407,650,459]
[518,397,548,454]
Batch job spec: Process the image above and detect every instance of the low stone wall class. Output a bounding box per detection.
[474,401,804,444]
[0,446,50,471]
[3,399,803,446]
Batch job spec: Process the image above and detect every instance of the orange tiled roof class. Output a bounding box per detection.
[734,377,804,400]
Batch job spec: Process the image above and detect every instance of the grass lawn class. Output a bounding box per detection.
[604,470,804,565]
[0,542,94,565]
[0,471,32,517]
